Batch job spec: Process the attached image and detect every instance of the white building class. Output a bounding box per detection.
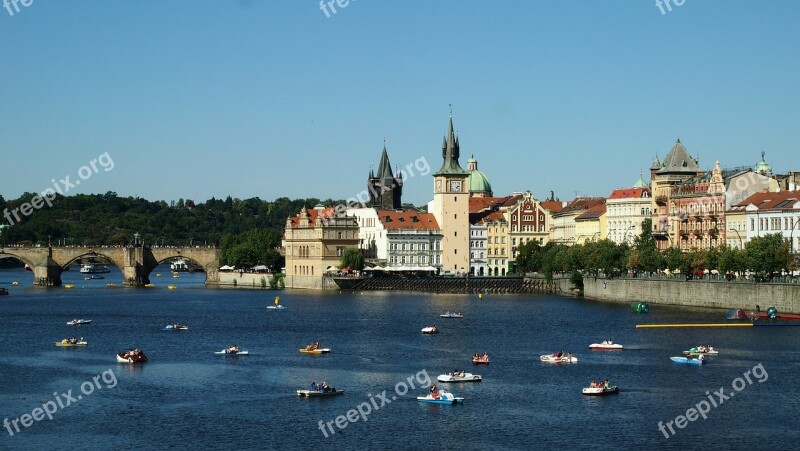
[606,181,651,245]
[732,190,800,252]
[347,207,443,269]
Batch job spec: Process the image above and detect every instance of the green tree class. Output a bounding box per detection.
[746,233,791,275]
[339,247,365,271]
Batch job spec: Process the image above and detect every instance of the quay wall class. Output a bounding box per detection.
[584,277,800,314]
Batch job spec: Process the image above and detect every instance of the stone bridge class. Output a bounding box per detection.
[0,245,220,287]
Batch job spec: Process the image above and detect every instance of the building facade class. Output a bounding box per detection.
[606,185,651,245]
[284,207,360,289]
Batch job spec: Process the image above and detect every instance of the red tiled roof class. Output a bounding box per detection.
[377,210,440,230]
[540,200,565,213]
[734,190,800,211]
[609,188,651,199]
[575,204,607,220]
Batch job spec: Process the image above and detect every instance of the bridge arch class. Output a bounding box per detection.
[59,252,126,274]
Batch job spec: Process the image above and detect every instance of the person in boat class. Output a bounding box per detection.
[603,380,610,389]
[698,354,705,361]
[557,351,564,358]
[473,353,479,360]
[311,382,317,391]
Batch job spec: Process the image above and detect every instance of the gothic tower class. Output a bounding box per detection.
[367,144,403,209]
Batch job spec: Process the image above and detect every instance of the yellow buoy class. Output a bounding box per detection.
[167,285,177,290]
[156,274,161,277]
[478,293,483,299]
[12,281,20,285]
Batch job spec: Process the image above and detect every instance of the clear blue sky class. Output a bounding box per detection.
[2,1,799,205]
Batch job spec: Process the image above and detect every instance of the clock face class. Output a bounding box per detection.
[450,181,461,192]
[436,180,442,192]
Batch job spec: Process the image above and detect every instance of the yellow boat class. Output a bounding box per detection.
[106,283,117,287]
[145,283,156,288]
[167,285,177,290]
[299,348,331,355]
[54,339,87,347]
[12,281,20,285]
[64,284,74,289]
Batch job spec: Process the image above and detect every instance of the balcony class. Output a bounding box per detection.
[652,230,669,241]
[655,196,668,205]
[679,230,689,238]
[692,229,702,236]
[707,228,719,236]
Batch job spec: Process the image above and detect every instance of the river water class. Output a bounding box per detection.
[1,267,798,450]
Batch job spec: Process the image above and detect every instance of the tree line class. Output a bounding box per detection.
[0,192,348,271]
[515,219,797,280]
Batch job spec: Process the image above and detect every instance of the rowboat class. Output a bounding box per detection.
[437,372,481,382]
[417,390,463,405]
[299,348,331,354]
[670,356,705,365]
[67,319,91,326]
[540,354,578,364]
[117,349,148,363]
[589,341,623,350]
[421,326,439,334]
[54,338,87,347]
[297,389,343,397]
[582,386,619,396]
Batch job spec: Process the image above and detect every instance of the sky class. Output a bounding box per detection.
[2,0,799,206]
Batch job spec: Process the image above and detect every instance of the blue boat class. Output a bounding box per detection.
[670,356,705,365]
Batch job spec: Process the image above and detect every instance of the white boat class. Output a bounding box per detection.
[67,319,92,326]
[437,372,482,382]
[582,386,619,396]
[297,389,344,397]
[440,312,463,318]
[80,264,110,274]
[417,390,463,404]
[589,341,623,350]
[421,326,439,334]
[266,305,286,310]
[117,349,148,363]
[215,346,249,355]
[164,324,189,331]
[540,354,578,364]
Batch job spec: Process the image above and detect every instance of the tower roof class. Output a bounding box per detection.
[466,155,492,194]
[756,151,772,175]
[633,171,649,188]
[435,114,468,175]
[656,139,701,175]
[376,146,394,180]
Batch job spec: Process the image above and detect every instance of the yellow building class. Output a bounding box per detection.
[484,211,509,276]
[574,204,607,244]
[283,206,360,289]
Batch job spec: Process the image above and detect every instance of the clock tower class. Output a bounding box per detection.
[431,113,470,273]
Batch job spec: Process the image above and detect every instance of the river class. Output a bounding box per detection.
[1,266,798,450]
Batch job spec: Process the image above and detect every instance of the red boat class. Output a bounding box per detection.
[472,353,490,364]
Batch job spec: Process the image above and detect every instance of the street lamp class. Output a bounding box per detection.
[728,228,743,250]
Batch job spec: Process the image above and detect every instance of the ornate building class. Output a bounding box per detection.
[430,114,470,273]
[283,206,360,289]
[651,141,779,250]
[367,145,403,210]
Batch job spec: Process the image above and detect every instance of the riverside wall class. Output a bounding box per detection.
[584,277,800,314]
